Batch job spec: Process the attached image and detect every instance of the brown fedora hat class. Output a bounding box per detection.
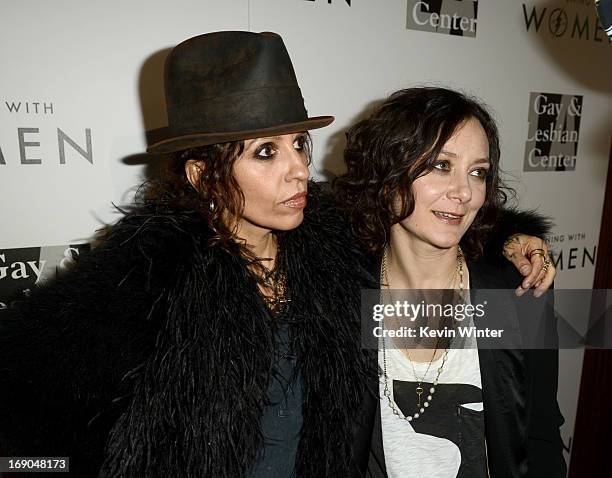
[147,31,334,153]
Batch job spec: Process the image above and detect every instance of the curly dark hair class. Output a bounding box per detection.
[333,87,509,258]
[144,134,313,254]
[145,141,247,247]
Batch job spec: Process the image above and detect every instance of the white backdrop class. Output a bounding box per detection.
[1,0,611,471]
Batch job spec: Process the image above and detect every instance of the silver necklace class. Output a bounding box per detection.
[380,247,464,422]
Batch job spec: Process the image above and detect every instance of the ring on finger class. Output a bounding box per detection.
[528,248,546,260]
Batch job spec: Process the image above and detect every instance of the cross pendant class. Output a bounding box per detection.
[416,385,423,406]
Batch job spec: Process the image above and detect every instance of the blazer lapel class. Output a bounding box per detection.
[470,260,529,478]
[363,257,529,477]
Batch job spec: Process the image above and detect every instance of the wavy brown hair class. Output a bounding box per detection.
[145,141,247,248]
[144,134,313,260]
[333,87,509,258]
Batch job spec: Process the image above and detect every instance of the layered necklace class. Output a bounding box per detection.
[380,246,464,422]
[260,250,290,314]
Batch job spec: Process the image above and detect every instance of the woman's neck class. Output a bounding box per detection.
[386,226,460,290]
[234,220,277,269]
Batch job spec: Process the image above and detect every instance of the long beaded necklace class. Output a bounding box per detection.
[380,246,464,422]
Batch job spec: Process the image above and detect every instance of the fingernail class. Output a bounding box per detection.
[523,282,531,289]
[515,288,525,297]
[534,289,543,298]
[520,266,530,275]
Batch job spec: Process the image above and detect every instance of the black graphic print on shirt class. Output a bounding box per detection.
[393,380,487,478]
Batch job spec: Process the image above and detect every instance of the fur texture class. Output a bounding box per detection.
[482,208,554,266]
[0,187,549,477]
[0,185,376,477]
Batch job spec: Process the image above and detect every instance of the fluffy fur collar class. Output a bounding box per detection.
[90,185,375,477]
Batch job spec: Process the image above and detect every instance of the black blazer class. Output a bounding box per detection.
[353,257,566,478]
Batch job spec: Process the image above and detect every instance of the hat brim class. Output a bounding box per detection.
[147,115,334,154]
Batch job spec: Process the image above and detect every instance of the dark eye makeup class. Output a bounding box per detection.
[252,134,308,161]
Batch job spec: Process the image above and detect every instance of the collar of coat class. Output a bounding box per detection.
[97,184,377,477]
[361,207,557,478]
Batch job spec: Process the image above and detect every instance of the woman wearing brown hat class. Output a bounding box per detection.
[0,32,552,477]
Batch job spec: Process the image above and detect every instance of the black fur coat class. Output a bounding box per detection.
[0,187,376,477]
[0,185,549,477]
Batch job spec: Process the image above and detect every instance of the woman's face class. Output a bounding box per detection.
[232,132,310,234]
[398,117,490,250]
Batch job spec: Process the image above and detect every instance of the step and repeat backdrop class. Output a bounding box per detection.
[1,0,610,471]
